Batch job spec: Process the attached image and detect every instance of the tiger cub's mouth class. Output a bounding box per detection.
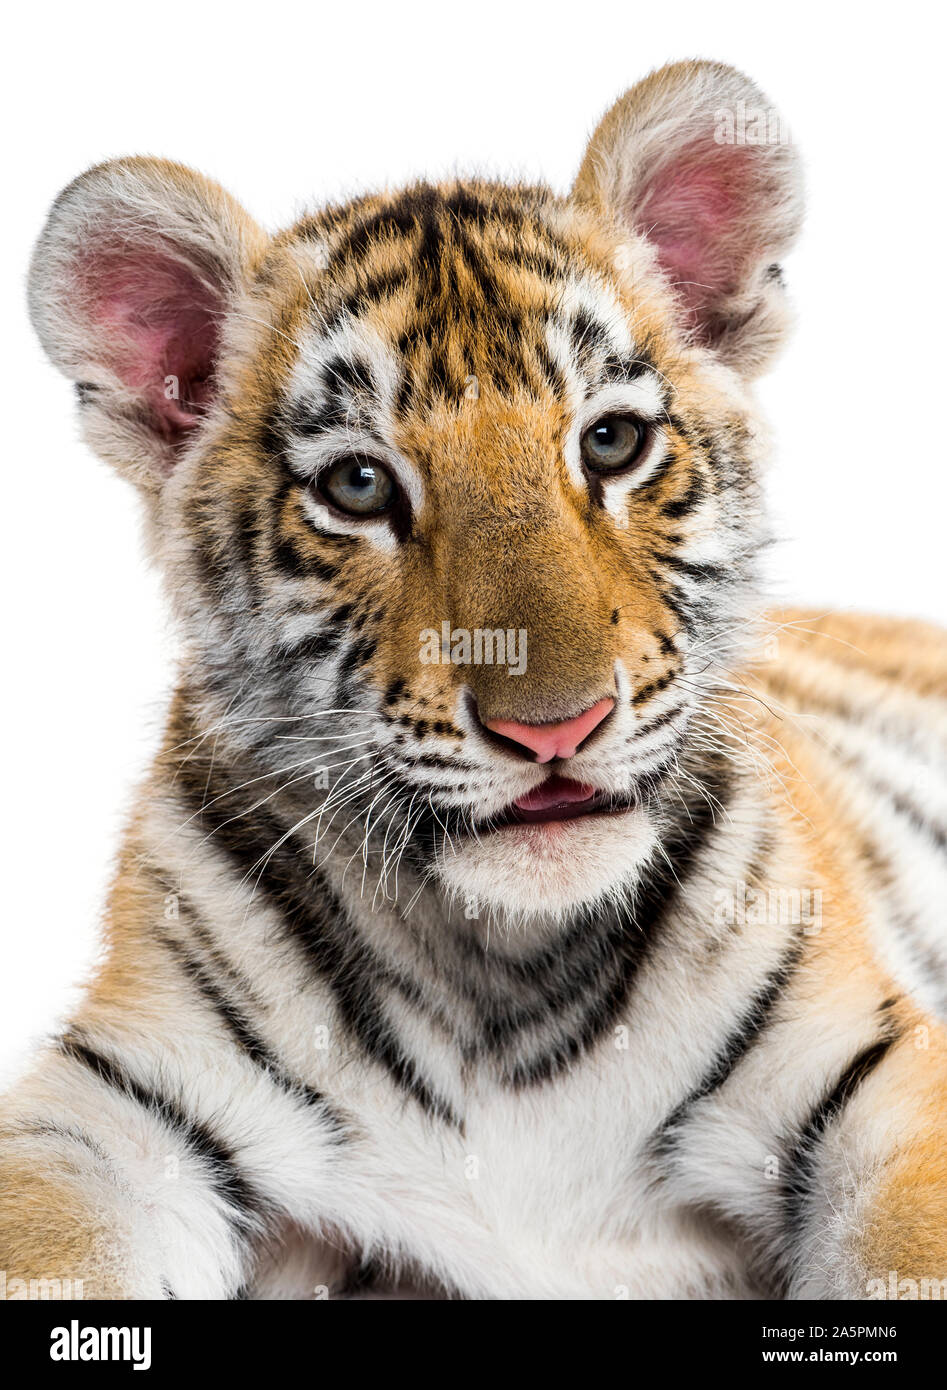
[487,776,640,830]
[439,772,661,917]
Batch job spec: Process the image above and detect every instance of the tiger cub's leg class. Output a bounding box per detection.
[0,1041,261,1299]
[785,1026,947,1300]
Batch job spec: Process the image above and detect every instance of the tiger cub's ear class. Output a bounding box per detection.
[28,158,267,492]
[573,60,804,377]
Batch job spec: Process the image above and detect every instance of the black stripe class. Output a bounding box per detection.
[282,630,344,664]
[173,751,461,1128]
[783,1035,896,1238]
[652,552,729,583]
[157,926,347,1136]
[570,307,611,362]
[654,940,802,1158]
[331,200,421,262]
[631,671,678,707]
[58,1033,265,1229]
[662,471,705,519]
[491,242,566,284]
[648,574,698,638]
[402,751,476,771]
[330,266,412,325]
[601,350,659,384]
[507,757,734,1087]
[452,222,506,315]
[635,447,677,495]
[282,893,461,1127]
[321,354,375,398]
[285,396,350,437]
[441,187,528,228]
[631,704,687,740]
[336,635,377,681]
[273,537,340,585]
[844,764,947,856]
[854,834,947,1003]
[9,1119,112,1166]
[534,341,566,396]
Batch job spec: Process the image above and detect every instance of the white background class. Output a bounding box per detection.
[2,1,945,1078]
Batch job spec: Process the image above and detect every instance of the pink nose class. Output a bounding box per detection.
[484,698,615,763]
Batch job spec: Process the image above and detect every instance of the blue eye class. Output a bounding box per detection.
[581,415,647,472]
[318,456,395,515]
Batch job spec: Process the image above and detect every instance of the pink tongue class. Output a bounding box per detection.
[513,776,597,813]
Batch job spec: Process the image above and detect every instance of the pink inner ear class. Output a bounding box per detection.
[77,247,222,437]
[637,139,765,333]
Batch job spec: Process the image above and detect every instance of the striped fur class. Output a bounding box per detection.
[4,60,947,1300]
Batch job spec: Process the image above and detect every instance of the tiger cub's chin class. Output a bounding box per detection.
[435,809,659,921]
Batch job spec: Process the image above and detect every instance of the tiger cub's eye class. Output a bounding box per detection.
[318,456,395,516]
[580,415,647,472]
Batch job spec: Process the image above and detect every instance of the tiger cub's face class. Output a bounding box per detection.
[29,61,802,922]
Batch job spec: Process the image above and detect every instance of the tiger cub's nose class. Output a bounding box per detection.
[482,698,615,763]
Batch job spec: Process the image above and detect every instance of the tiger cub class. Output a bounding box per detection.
[4,59,947,1301]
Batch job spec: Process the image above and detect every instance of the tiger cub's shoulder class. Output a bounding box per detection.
[763,608,947,703]
[744,608,947,733]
